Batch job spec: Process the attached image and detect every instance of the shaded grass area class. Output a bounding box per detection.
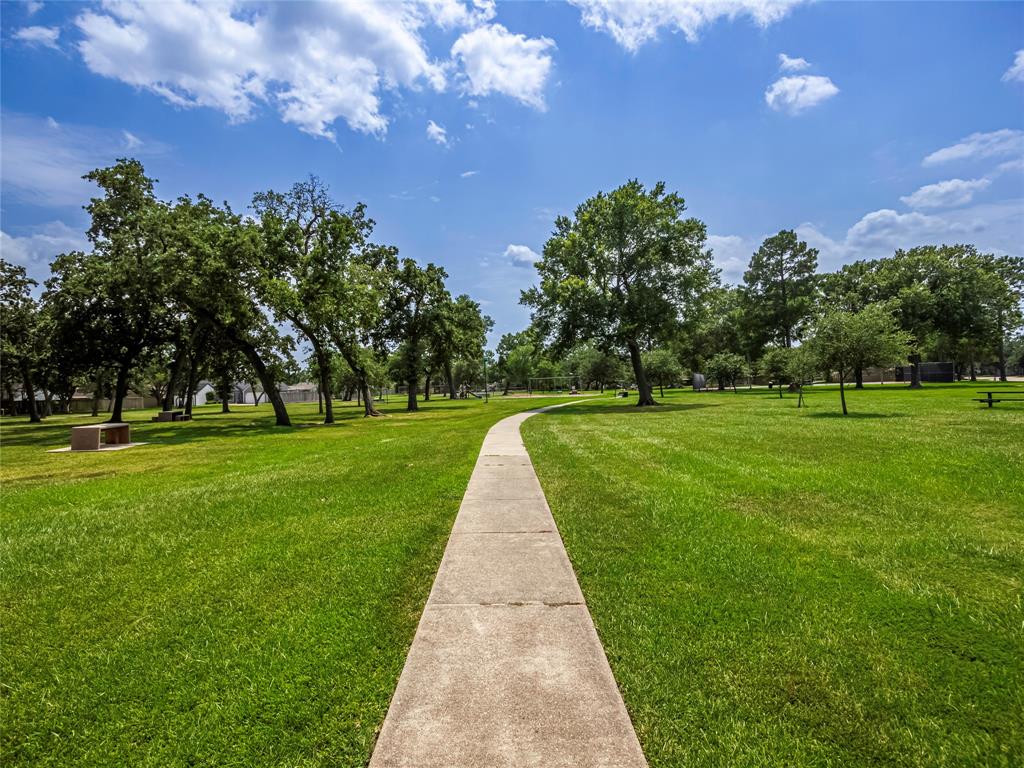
[523,383,1024,767]
[0,396,565,767]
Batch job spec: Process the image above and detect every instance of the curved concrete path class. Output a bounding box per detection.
[369,403,647,768]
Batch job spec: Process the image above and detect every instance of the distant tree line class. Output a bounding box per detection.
[1,160,491,425]
[504,180,1024,412]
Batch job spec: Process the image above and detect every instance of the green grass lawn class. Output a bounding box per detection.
[522,382,1024,767]
[0,395,566,767]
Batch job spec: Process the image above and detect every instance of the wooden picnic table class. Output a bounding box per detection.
[70,422,131,451]
[973,390,1024,408]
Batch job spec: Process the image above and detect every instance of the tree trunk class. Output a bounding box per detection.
[183,356,199,416]
[219,377,231,413]
[909,353,922,389]
[91,373,102,417]
[969,350,977,382]
[19,360,41,423]
[626,339,656,406]
[110,360,131,423]
[838,372,848,415]
[502,378,510,396]
[317,387,323,414]
[854,367,864,389]
[407,377,419,411]
[423,371,431,402]
[195,311,291,424]
[315,348,334,424]
[42,389,53,417]
[446,361,456,399]
[162,346,187,411]
[336,342,382,417]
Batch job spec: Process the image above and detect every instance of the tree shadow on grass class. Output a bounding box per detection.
[0,410,363,450]
[803,411,907,419]
[536,402,722,418]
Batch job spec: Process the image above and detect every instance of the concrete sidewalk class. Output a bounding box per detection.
[369,405,648,768]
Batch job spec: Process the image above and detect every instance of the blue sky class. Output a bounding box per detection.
[3,1,1023,342]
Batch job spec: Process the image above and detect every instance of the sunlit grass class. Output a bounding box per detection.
[0,396,564,767]
[522,382,1024,767]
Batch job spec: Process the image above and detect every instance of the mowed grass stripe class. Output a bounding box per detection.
[1,397,565,767]
[522,384,1023,767]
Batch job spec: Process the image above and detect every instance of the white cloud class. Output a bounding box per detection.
[1002,49,1024,83]
[74,1,518,140]
[451,23,555,110]
[425,119,448,145]
[504,243,541,267]
[1,113,166,207]
[569,0,802,52]
[420,0,496,29]
[73,1,548,140]
[26,1,43,15]
[460,169,478,177]
[13,25,60,50]
[122,130,143,150]
[922,129,1024,166]
[778,53,810,71]
[795,200,1023,270]
[1,222,89,283]
[706,234,752,284]
[899,178,991,210]
[765,74,838,114]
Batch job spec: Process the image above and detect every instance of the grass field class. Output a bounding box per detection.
[0,395,566,767]
[522,383,1024,767]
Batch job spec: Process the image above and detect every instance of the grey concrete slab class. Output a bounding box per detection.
[452,497,555,534]
[463,471,545,501]
[369,604,647,768]
[369,403,647,768]
[429,533,584,605]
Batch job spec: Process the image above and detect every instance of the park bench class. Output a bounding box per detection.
[70,422,131,451]
[973,390,1024,408]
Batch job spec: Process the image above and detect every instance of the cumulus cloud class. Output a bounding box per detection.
[451,24,555,110]
[1,113,166,207]
[1003,49,1024,83]
[13,25,60,50]
[426,119,448,145]
[1,222,89,283]
[794,200,1023,270]
[504,243,541,267]
[899,178,992,210]
[765,74,838,114]
[72,0,546,140]
[922,129,1024,166]
[706,234,752,284]
[569,0,802,52]
[778,53,810,71]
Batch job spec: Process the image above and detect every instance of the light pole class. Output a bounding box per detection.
[483,350,489,403]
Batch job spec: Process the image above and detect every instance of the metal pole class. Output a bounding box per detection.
[483,351,489,403]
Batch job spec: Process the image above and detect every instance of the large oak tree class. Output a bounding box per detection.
[523,180,715,406]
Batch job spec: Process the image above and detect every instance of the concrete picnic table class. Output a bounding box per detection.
[153,410,191,422]
[70,422,131,451]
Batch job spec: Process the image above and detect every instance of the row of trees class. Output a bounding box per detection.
[1,160,490,425]
[508,180,1023,410]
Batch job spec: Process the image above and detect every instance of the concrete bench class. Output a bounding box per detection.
[153,410,183,422]
[70,422,131,451]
